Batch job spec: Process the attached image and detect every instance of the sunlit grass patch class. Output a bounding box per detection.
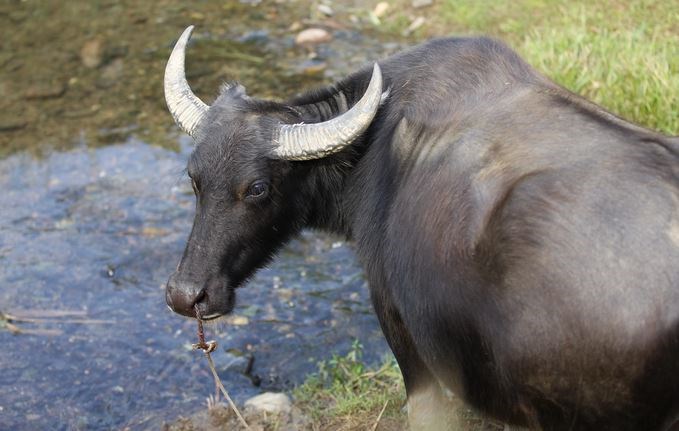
[293,341,505,430]
[293,341,406,430]
[442,0,679,134]
[519,4,679,135]
[379,0,679,134]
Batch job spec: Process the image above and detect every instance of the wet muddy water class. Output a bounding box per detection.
[0,1,408,429]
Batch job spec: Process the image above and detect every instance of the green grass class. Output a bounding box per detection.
[293,341,406,430]
[524,12,677,134]
[293,342,499,430]
[446,0,679,134]
[381,0,679,135]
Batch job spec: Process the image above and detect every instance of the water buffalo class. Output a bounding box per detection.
[163,26,679,430]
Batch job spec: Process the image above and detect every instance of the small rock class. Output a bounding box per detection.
[412,0,433,8]
[98,123,138,142]
[141,226,168,237]
[24,81,66,100]
[215,351,252,374]
[244,392,292,415]
[96,58,124,88]
[404,16,426,35]
[288,21,302,32]
[239,30,269,44]
[374,2,390,18]
[131,14,148,25]
[4,58,22,73]
[226,315,249,326]
[276,288,294,301]
[295,28,332,46]
[8,10,28,23]
[319,18,347,31]
[298,59,327,75]
[54,218,74,230]
[226,347,246,356]
[61,104,100,119]
[0,118,27,132]
[273,275,282,289]
[317,4,333,16]
[105,45,129,60]
[81,38,103,68]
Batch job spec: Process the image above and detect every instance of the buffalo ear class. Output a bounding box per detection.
[220,83,249,99]
[289,87,350,125]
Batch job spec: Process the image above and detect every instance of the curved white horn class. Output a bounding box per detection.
[274,63,384,161]
[164,26,209,138]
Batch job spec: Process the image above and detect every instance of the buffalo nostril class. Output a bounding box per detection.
[165,273,204,318]
[192,287,207,306]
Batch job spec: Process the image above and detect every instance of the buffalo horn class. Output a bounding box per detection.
[274,63,383,161]
[164,26,208,138]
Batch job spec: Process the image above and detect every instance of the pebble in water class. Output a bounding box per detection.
[317,4,333,16]
[295,28,332,46]
[24,82,67,100]
[374,2,389,18]
[80,38,103,68]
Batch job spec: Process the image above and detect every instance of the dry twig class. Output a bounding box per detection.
[371,400,389,431]
[1,309,108,336]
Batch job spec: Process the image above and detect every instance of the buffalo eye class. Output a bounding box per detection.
[246,181,269,199]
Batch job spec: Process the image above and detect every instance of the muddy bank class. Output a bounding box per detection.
[0,0,406,157]
[162,401,405,431]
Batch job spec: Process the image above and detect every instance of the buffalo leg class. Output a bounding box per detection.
[371,289,451,430]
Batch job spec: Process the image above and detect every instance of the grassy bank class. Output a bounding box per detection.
[382,0,678,134]
[292,342,505,430]
[293,341,406,430]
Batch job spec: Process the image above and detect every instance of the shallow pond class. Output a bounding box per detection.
[0,1,410,429]
[0,138,391,430]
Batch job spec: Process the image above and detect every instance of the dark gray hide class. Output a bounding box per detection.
[165,36,679,430]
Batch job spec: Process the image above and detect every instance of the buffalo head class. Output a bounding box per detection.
[164,26,383,319]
